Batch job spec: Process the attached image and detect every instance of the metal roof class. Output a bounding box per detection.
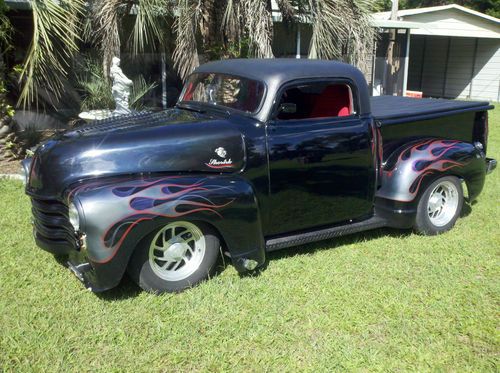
[371,19,422,29]
[377,4,500,25]
[373,4,500,38]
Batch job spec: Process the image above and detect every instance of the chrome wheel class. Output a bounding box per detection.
[427,180,459,227]
[148,221,206,282]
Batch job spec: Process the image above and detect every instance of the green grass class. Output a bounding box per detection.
[1,108,499,372]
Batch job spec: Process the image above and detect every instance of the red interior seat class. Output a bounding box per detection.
[183,82,195,101]
[310,85,352,118]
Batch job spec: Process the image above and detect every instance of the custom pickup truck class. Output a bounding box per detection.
[24,59,496,294]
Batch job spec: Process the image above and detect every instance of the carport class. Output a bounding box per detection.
[373,4,500,101]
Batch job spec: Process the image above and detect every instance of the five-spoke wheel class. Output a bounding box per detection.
[128,221,220,293]
[414,176,464,235]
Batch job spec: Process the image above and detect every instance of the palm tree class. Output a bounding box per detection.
[18,0,377,107]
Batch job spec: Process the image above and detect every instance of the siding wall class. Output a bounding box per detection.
[408,35,500,101]
[471,38,500,101]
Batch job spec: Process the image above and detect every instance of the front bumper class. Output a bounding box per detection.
[30,196,115,292]
[486,158,497,174]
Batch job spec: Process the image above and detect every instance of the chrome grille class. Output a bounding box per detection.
[31,198,78,250]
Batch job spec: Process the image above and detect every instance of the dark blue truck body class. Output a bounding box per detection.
[24,59,496,292]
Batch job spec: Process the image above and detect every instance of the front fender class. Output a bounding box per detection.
[68,174,265,290]
[376,138,485,203]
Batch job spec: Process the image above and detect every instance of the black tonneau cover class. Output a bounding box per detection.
[371,96,493,125]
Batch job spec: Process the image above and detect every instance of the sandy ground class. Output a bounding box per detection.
[0,158,22,175]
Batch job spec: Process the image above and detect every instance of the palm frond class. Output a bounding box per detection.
[276,0,296,21]
[18,0,84,107]
[172,0,200,80]
[308,0,347,60]
[343,0,378,73]
[90,0,126,77]
[241,0,273,58]
[0,1,13,50]
[308,0,376,73]
[221,0,240,43]
[76,57,114,111]
[129,0,172,55]
[130,75,157,110]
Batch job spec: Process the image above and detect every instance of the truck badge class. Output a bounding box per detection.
[207,147,233,169]
[215,147,227,158]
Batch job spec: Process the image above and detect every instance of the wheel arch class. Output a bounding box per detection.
[374,138,485,228]
[70,174,266,290]
[376,138,485,203]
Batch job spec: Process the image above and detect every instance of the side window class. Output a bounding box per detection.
[276,82,354,121]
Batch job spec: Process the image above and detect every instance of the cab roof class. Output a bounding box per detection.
[193,59,370,121]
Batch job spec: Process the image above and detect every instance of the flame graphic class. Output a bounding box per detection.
[99,178,235,259]
[380,139,471,201]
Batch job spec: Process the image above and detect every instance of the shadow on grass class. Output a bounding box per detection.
[57,213,473,298]
[461,201,472,218]
[96,276,142,301]
[53,254,142,301]
[261,201,477,272]
[238,226,412,279]
[97,227,413,298]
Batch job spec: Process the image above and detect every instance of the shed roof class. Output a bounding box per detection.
[392,4,500,24]
[373,4,500,38]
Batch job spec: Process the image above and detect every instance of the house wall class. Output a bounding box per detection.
[408,35,500,101]
[471,38,500,101]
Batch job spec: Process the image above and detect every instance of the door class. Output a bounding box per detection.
[266,80,376,236]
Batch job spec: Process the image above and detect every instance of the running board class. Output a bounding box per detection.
[265,216,387,252]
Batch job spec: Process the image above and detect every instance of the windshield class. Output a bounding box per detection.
[179,73,265,114]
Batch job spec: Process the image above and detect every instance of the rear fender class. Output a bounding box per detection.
[375,138,485,215]
[68,174,265,290]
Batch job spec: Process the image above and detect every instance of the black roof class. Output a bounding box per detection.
[193,59,370,121]
[196,58,363,85]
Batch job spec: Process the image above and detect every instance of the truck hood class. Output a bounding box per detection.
[27,109,247,198]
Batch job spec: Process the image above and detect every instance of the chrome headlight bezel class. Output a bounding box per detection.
[68,202,81,232]
[20,158,32,186]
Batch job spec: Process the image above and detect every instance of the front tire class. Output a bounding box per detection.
[127,221,220,293]
[414,176,464,235]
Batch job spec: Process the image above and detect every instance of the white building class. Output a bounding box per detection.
[373,4,500,101]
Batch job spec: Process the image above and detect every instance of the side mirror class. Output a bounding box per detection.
[279,103,297,114]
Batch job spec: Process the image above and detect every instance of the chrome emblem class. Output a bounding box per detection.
[215,147,227,158]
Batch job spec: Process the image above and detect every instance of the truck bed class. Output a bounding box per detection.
[371,96,492,125]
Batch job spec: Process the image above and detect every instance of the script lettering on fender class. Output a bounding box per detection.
[205,158,234,169]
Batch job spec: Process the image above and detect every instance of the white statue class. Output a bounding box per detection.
[78,56,133,122]
[110,56,133,115]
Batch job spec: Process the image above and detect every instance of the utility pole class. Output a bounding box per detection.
[385,0,399,95]
[390,0,398,21]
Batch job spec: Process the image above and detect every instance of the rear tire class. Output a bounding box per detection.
[127,221,220,293]
[414,176,463,235]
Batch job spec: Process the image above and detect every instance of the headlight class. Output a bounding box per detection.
[20,158,32,186]
[68,202,80,232]
[20,166,27,185]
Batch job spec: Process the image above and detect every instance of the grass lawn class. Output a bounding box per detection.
[1,108,499,372]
